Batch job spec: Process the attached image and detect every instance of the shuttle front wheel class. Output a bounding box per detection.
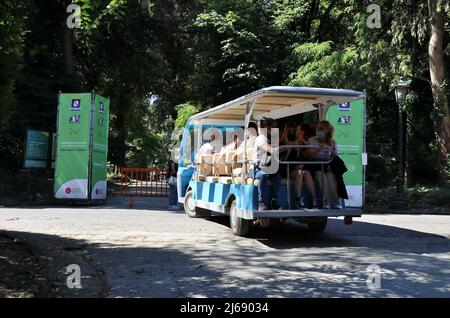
[184,190,210,218]
[229,200,251,236]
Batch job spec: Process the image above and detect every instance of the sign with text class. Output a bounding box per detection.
[54,93,109,200]
[326,98,365,207]
[90,95,110,200]
[24,129,49,169]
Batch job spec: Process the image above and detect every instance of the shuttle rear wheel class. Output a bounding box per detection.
[305,217,328,233]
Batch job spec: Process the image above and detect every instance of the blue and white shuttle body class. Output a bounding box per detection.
[177,86,367,236]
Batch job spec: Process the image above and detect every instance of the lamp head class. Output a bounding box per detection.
[395,80,411,104]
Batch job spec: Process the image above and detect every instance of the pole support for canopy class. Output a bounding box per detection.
[242,99,257,184]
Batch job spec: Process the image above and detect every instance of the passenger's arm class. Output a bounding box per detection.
[265,141,297,154]
[331,139,338,156]
[260,142,285,154]
[259,142,272,154]
[304,142,318,159]
[304,140,326,159]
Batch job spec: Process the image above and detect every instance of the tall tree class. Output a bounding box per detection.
[428,0,449,160]
[0,0,28,168]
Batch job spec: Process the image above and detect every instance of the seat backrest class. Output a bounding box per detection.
[214,163,228,175]
[225,150,236,163]
[198,154,213,175]
[199,154,213,163]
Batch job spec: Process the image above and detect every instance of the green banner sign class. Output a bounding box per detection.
[54,93,109,200]
[326,98,365,207]
[90,95,110,199]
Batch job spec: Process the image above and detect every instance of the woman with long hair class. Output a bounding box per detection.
[296,123,318,208]
[279,122,318,209]
[305,120,340,209]
[280,122,301,175]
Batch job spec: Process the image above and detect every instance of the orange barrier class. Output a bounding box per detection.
[119,168,169,207]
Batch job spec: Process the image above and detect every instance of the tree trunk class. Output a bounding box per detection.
[305,0,318,38]
[428,0,449,159]
[316,0,338,41]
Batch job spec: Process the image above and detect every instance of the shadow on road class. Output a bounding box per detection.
[207,216,450,253]
[1,226,450,298]
[1,195,174,212]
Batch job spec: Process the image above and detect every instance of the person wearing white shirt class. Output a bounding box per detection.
[252,118,282,211]
[218,134,240,162]
[196,134,216,162]
[236,122,258,160]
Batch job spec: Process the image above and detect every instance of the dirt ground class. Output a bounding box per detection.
[0,235,50,297]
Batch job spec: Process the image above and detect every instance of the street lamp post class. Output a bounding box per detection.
[390,80,410,209]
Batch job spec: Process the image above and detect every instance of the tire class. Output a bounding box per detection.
[184,190,211,218]
[306,217,328,233]
[229,199,251,236]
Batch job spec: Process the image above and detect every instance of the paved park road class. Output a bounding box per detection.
[1,197,449,297]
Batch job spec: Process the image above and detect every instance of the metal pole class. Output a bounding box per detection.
[88,91,95,201]
[242,99,257,184]
[287,163,290,209]
[391,100,408,209]
[321,163,326,208]
[362,95,367,208]
[397,102,404,194]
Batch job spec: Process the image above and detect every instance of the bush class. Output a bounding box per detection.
[366,183,450,210]
[407,186,450,207]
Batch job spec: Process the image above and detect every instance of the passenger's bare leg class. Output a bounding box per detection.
[316,170,330,207]
[326,171,340,207]
[295,169,304,198]
[303,170,316,198]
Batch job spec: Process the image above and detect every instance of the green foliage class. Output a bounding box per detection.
[0,0,448,193]
[0,1,26,115]
[290,42,362,88]
[73,0,129,31]
[192,0,288,100]
[407,185,450,207]
[271,0,310,32]
[0,0,28,168]
[285,0,446,186]
[366,183,450,211]
[124,98,171,167]
[175,103,200,128]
